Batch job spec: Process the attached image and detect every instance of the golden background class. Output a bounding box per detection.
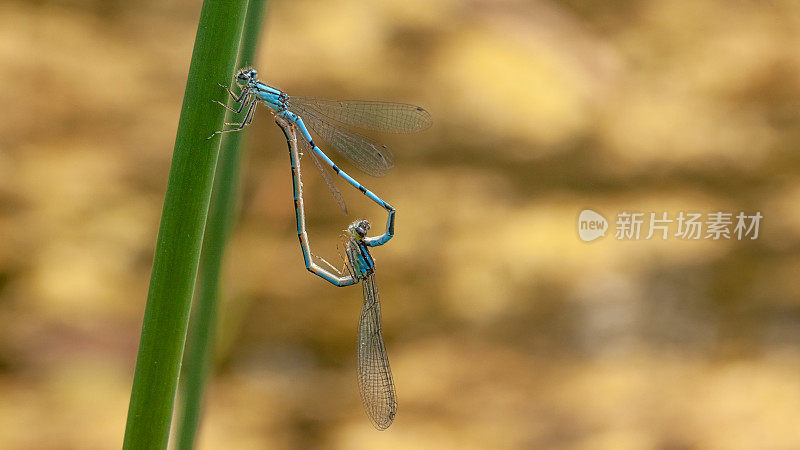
[2,0,800,448]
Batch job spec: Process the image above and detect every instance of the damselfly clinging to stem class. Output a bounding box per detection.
[275,114,397,430]
[210,67,432,215]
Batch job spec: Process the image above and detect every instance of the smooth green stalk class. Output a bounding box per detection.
[174,1,268,448]
[122,0,249,448]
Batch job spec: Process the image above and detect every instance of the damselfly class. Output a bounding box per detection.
[275,114,397,430]
[211,67,431,215]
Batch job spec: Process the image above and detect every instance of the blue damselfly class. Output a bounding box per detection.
[276,115,397,430]
[211,68,431,215]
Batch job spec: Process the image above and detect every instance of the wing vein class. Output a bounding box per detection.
[357,273,397,430]
[290,101,394,177]
[288,97,432,133]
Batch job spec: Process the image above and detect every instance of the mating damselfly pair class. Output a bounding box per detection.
[211,68,431,429]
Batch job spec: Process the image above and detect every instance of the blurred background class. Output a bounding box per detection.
[2,0,800,448]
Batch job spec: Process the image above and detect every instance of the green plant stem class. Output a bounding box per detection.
[174,1,268,448]
[122,0,249,448]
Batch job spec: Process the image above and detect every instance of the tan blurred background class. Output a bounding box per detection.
[2,0,800,448]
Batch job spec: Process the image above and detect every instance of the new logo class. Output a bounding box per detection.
[578,209,608,242]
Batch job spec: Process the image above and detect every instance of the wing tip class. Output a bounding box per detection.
[368,407,396,430]
[414,106,433,132]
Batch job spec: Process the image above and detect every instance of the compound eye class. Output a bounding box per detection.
[356,220,370,237]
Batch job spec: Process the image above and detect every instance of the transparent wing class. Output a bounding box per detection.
[289,101,394,177]
[288,97,432,133]
[300,136,348,214]
[357,273,397,430]
[339,234,356,279]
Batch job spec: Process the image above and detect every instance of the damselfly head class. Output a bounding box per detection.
[235,68,258,83]
[349,219,371,239]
